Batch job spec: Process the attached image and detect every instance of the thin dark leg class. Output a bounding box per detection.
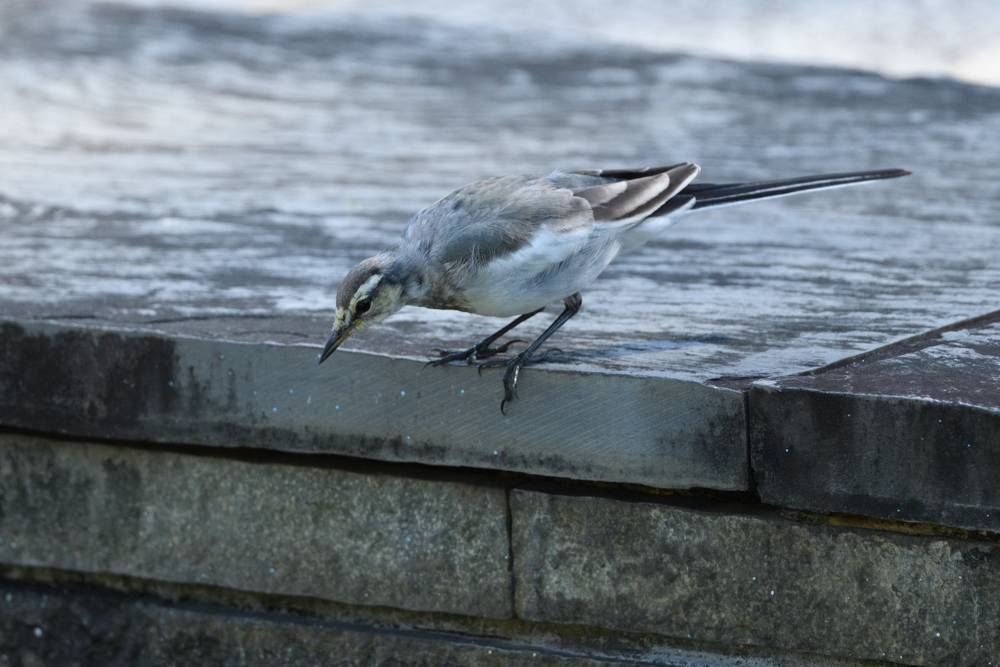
[425,307,545,367]
[479,292,582,414]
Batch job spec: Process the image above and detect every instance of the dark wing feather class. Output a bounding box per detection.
[569,164,689,179]
[571,163,700,224]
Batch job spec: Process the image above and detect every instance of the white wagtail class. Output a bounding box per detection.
[319,163,909,412]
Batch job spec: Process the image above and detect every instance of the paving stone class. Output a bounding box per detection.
[0,433,512,619]
[751,320,1000,532]
[511,489,1000,667]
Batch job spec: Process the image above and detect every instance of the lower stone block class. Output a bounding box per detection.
[512,489,999,667]
[0,583,608,666]
[0,433,512,618]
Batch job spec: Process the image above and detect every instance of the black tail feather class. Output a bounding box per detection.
[683,169,911,210]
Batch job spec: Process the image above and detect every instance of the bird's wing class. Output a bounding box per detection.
[408,174,595,268]
[563,162,701,227]
[409,164,701,270]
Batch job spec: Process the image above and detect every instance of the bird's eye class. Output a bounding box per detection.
[355,298,372,314]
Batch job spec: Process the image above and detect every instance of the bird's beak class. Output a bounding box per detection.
[318,320,359,364]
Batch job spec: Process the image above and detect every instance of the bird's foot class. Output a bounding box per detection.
[477,347,564,414]
[425,339,527,367]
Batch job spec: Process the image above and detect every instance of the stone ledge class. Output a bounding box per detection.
[0,319,750,491]
[750,319,1000,532]
[511,488,1000,667]
[0,432,512,619]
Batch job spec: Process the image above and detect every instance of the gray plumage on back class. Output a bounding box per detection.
[319,162,910,412]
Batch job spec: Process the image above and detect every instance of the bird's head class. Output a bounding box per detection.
[319,253,407,363]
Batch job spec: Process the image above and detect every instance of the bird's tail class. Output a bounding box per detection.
[682,169,911,211]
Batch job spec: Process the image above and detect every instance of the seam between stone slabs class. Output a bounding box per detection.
[0,423,513,489]
[796,306,1000,377]
[505,486,517,618]
[509,479,1000,543]
[742,390,757,496]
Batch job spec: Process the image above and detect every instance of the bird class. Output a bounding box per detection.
[319,163,910,412]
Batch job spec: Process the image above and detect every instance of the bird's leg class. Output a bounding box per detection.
[479,292,582,414]
[426,307,545,366]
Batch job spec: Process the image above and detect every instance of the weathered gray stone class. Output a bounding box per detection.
[511,489,1000,667]
[751,319,1000,532]
[0,585,601,667]
[0,580,881,667]
[0,319,749,490]
[0,433,512,619]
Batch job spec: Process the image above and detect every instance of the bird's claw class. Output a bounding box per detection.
[482,351,538,414]
[533,347,563,362]
[432,337,564,414]
[425,349,471,368]
[426,338,528,368]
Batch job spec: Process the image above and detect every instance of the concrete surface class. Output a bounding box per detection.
[0,432,513,619]
[512,489,1000,667]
